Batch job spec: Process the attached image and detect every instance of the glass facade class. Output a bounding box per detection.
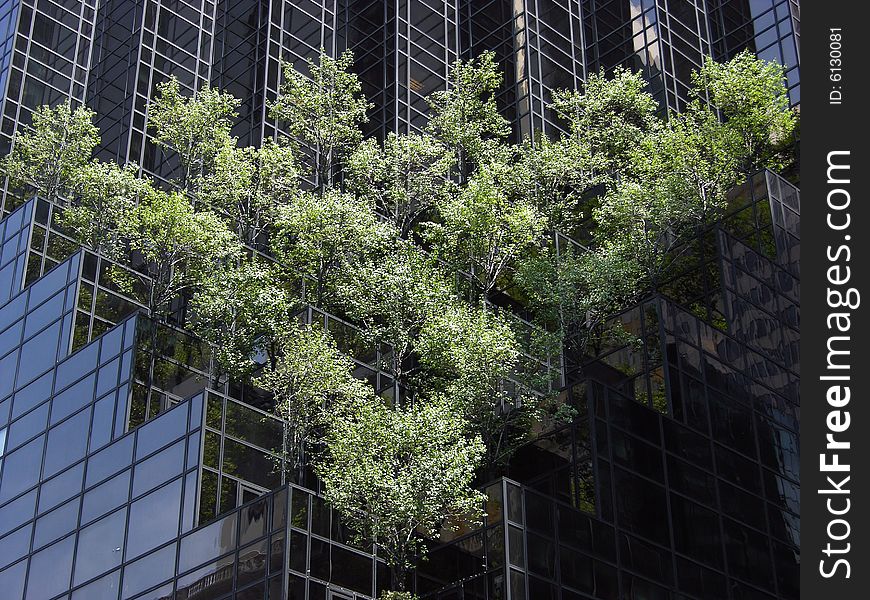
[0,2,799,599]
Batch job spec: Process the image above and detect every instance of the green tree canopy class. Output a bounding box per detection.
[271,189,388,309]
[198,138,299,245]
[334,239,450,398]
[317,395,485,593]
[60,161,148,262]
[3,100,99,203]
[118,189,241,317]
[692,49,796,173]
[270,50,370,188]
[257,323,369,482]
[426,51,510,178]
[347,132,452,238]
[429,162,544,299]
[551,66,660,181]
[148,78,241,189]
[191,258,298,377]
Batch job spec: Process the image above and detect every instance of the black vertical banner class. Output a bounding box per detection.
[801,2,869,598]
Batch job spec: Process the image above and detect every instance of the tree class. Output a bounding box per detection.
[334,239,450,400]
[191,258,298,377]
[429,163,544,299]
[198,138,299,245]
[636,105,741,227]
[550,66,660,182]
[317,395,485,594]
[60,161,147,262]
[147,78,240,190]
[256,323,368,483]
[347,132,452,238]
[692,50,797,174]
[117,189,241,318]
[270,50,370,188]
[416,301,530,467]
[511,135,594,234]
[271,189,387,308]
[3,100,99,203]
[426,51,510,178]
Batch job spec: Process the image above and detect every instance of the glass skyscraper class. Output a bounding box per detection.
[0,1,800,599]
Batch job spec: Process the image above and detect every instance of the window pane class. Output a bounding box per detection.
[121,543,176,599]
[132,439,185,497]
[0,560,27,599]
[0,434,44,502]
[38,461,84,513]
[33,497,79,549]
[44,407,91,477]
[239,498,268,546]
[25,534,75,599]
[50,373,95,425]
[71,569,120,600]
[86,435,133,487]
[126,478,182,560]
[75,507,128,585]
[82,469,130,525]
[0,525,32,570]
[178,512,238,573]
[135,402,188,459]
[11,371,51,419]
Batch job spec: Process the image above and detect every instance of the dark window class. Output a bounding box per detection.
[240,498,268,546]
[670,494,723,568]
[527,532,556,578]
[309,536,330,581]
[237,537,268,587]
[560,544,594,592]
[612,468,669,546]
[524,491,553,533]
[724,518,774,588]
[331,544,373,594]
[289,529,307,574]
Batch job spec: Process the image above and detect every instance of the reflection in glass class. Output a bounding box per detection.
[74,507,127,585]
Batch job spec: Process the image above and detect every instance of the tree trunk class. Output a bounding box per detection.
[391,564,407,593]
[145,312,159,419]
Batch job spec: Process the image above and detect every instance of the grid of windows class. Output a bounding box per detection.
[0,198,31,304]
[417,478,623,600]
[340,0,458,138]
[0,0,97,161]
[706,0,800,105]
[582,0,715,113]
[0,3,802,600]
[0,249,81,403]
[459,0,586,141]
[0,0,17,118]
